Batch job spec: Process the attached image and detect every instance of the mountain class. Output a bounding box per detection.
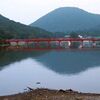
[0,15,52,39]
[30,7,100,33]
[91,25,100,33]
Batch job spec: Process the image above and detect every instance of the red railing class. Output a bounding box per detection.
[0,38,100,50]
[0,38,100,42]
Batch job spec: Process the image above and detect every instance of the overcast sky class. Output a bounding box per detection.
[0,0,100,25]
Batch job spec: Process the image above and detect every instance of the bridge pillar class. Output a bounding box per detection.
[16,41,19,48]
[69,40,72,48]
[81,40,83,48]
[47,41,51,48]
[92,40,96,48]
[58,41,61,49]
[26,41,29,48]
[36,41,40,49]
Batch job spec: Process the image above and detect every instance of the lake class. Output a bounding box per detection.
[0,50,100,96]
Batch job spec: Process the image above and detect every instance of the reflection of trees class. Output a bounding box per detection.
[0,50,48,70]
[36,50,100,74]
[1,50,100,75]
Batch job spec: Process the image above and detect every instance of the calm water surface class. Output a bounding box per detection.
[0,50,100,96]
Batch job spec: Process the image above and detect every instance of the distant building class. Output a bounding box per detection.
[78,35,83,38]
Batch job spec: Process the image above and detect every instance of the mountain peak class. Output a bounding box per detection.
[54,7,85,11]
[31,7,100,32]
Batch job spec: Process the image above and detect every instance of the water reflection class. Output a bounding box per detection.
[0,58,100,96]
[0,50,100,95]
[0,50,100,75]
[0,50,47,70]
[36,50,100,74]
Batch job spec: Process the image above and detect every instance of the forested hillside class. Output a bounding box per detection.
[0,15,52,39]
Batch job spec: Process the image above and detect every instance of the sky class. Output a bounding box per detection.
[0,0,100,25]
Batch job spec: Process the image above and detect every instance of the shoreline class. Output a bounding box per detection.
[0,88,100,100]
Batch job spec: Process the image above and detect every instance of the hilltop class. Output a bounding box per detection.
[31,7,100,35]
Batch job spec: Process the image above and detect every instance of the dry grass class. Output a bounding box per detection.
[0,88,100,100]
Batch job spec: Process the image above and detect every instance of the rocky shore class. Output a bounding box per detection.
[0,88,100,100]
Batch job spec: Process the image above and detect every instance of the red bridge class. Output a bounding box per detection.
[0,38,100,50]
